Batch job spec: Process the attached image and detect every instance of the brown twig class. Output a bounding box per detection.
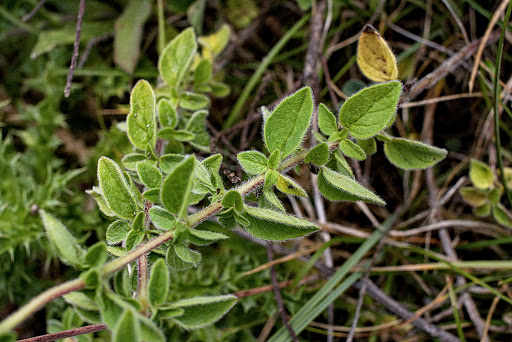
[267,242,299,342]
[17,324,107,342]
[64,0,86,98]
[21,0,46,22]
[404,30,501,102]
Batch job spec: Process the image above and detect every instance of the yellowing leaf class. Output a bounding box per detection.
[198,24,230,61]
[357,24,398,82]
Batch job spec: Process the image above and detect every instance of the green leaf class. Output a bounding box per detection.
[169,295,237,329]
[126,230,145,250]
[222,190,244,212]
[242,206,319,241]
[264,87,314,159]
[493,203,512,228]
[40,210,85,267]
[137,161,162,188]
[357,138,377,155]
[339,139,366,161]
[333,150,354,178]
[149,206,177,230]
[63,292,99,311]
[107,220,131,245]
[85,242,108,268]
[161,156,197,219]
[187,229,228,246]
[459,187,487,207]
[263,189,286,212]
[187,0,206,34]
[179,91,210,110]
[383,137,447,170]
[198,24,230,61]
[202,154,223,189]
[264,169,279,189]
[318,103,338,135]
[474,203,491,217]
[305,143,329,165]
[157,99,178,128]
[166,243,201,270]
[267,149,281,169]
[469,158,494,190]
[0,333,16,342]
[275,174,308,197]
[209,81,231,98]
[160,154,185,173]
[143,188,160,203]
[121,153,149,171]
[158,28,197,88]
[318,167,385,205]
[237,151,268,175]
[74,307,101,324]
[114,0,151,73]
[339,81,401,139]
[132,211,145,232]
[113,309,140,342]
[127,80,157,150]
[186,110,210,152]
[81,269,100,287]
[217,212,237,230]
[148,259,169,306]
[194,58,212,84]
[86,187,116,217]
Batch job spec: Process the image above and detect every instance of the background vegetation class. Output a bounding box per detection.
[1,0,512,341]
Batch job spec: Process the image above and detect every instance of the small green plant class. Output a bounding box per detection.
[0,26,447,341]
[460,158,512,227]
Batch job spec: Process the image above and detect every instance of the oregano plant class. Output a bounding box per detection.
[0,25,448,341]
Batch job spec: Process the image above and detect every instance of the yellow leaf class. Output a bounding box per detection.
[357,24,398,82]
[198,24,230,62]
[275,174,308,197]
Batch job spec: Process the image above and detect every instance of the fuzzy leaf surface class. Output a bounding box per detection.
[158,28,197,88]
[242,206,319,241]
[127,80,157,150]
[383,138,447,170]
[264,87,314,158]
[237,151,268,175]
[161,156,196,219]
[169,295,237,329]
[318,167,385,205]
[40,210,85,267]
[339,81,401,139]
[318,103,338,135]
[148,258,169,306]
[98,157,138,219]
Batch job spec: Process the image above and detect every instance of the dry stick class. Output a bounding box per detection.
[440,0,469,43]
[302,2,334,341]
[468,0,511,92]
[64,0,86,98]
[405,30,501,102]
[235,229,461,342]
[17,324,108,342]
[77,33,113,68]
[267,242,300,342]
[21,0,46,22]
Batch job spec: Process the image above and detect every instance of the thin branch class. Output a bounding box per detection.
[77,33,113,68]
[21,0,46,22]
[267,242,299,342]
[64,0,86,98]
[18,324,107,342]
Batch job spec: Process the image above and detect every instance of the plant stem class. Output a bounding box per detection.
[0,141,339,334]
[0,278,86,333]
[18,324,107,342]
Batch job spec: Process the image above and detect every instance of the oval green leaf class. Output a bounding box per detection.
[383,137,447,170]
[243,206,319,241]
[263,87,314,158]
[161,156,196,219]
[339,81,401,139]
[237,151,268,175]
[318,103,338,136]
[127,80,157,150]
[169,295,237,329]
[158,28,197,88]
